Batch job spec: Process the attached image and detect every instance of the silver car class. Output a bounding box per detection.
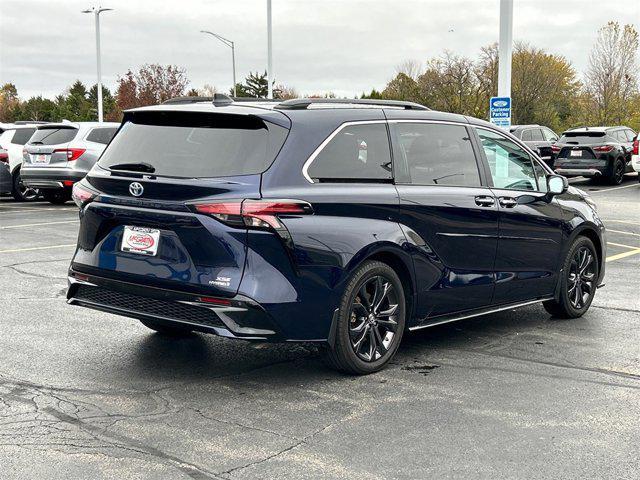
[21,121,119,204]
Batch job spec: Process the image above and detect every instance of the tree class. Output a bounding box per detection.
[54,80,94,121]
[584,21,639,125]
[18,96,57,122]
[381,73,420,102]
[0,83,19,122]
[274,84,298,100]
[115,64,189,110]
[88,84,118,121]
[232,71,270,98]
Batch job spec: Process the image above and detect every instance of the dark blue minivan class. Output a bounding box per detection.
[67,96,606,374]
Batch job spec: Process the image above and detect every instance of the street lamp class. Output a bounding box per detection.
[201,30,237,98]
[82,6,113,123]
[266,0,273,99]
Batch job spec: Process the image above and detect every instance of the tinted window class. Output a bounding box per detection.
[623,129,636,142]
[530,129,544,141]
[98,112,288,178]
[558,132,606,144]
[477,128,538,191]
[29,127,78,145]
[542,128,558,142]
[395,123,480,186]
[11,128,36,145]
[86,127,117,145]
[308,123,392,181]
[521,129,533,141]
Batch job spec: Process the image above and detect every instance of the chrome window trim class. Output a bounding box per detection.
[301,120,387,183]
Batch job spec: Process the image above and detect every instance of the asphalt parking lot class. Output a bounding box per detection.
[1,176,639,480]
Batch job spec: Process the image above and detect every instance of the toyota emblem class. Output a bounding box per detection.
[129,182,144,197]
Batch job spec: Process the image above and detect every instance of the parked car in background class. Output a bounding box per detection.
[509,124,559,166]
[0,147,11,195]
[553,126,637,184]
[21,121,119,204]
[631,133,640,182]
[0,123,41,201]
[66,96,605,375]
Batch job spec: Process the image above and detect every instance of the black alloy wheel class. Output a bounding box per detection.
[543,236,599,318]
[324,260,406,375]
[12,171,39,202]
[611,158,625,185]
[349,275,400,362]
[567,246,597,309]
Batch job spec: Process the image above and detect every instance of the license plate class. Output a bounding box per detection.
[570,150,582,157]
[121,226,160,256]
[33,154,49,164]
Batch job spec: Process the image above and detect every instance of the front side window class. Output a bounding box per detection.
[307,123,392,182]
[476,128,538,191]
[395,122,480,186]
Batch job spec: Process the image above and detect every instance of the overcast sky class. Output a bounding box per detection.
[1,0,638,99]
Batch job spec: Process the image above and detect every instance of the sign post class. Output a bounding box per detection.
[489,96,511,129]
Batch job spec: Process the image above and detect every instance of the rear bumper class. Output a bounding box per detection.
[67,269,285,341]
[554,167,604,177]
[632,155,640,173]
[21,166,87,189]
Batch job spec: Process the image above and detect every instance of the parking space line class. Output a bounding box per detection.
[588,183,639,194]
[0,220,79,230]
[0,244,76,254]
[607,229,640,238]
[606,219,640,226]
[606,248,640,262]
[607,241,639,250]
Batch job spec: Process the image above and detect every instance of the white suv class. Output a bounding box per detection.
[0,122,43,201]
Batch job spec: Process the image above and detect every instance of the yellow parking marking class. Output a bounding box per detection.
[0,220,79,230]
[607,241,639,250]
[0,244,76,254]
[606,248,640,262]
[588,183,639,194]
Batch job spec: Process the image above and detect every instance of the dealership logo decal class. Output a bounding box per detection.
[129,182,144,197]
[126,233,155,250]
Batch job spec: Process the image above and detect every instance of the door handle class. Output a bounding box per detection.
[475,195,495,207]
[498,196,517,208]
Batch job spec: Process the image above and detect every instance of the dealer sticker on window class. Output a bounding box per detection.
[121,226,160,256]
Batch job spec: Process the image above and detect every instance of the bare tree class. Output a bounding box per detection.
[395,60,422,81]
[585,22,639,124]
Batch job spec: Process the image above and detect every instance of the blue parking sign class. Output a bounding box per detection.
[489,96,511,129]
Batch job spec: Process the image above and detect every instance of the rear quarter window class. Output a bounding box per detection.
[29,128,78,145]
[86,127,118,145]
[307,123,392,182]
[11,128,36,145]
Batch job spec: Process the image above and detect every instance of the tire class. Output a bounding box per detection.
[42,189,72,205]
[543,236,599,319]
[324,260,406,375]
[139,319,194,336]
[11,170,39,202]
[608,158,625,185]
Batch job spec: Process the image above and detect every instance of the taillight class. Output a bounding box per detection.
[53,148,86,161]
[633,139,639,155]
[593,145,614,152]
[551,145,560,153]
[71,182,96,208]
[0,151,8,164]
[192,199,313,230]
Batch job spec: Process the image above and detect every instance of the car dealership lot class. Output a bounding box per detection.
[0,177,638,479]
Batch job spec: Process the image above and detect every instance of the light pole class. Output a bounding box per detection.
[82,6,112,123]
[498,0,513,99]
[266,0,273,99]
[201,30,237,98]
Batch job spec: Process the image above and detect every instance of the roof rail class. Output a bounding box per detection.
[274,98,429,111]
[162,96,214,105]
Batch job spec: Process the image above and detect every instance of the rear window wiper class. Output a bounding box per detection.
[29,141,44,145]
[108,162,156,173]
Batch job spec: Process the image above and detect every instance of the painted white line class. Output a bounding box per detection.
[588,183,639,194]
[0,220,79,230]
[607,229,640,238]
[605,219,640,226]
[0,207,78,213]
[0,244,76,254]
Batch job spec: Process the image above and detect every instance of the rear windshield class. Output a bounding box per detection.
[98,112,289,178]
[29,127,78,145]
[559,132,607,144]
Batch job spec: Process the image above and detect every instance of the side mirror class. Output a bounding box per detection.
[547,174,568,195]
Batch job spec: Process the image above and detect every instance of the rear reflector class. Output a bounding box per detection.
[54,148,86,161]
[71,182,96,208]
[192,199,312,230]
[63,180,75,187]
[198,296,231,306]
[551,145,560,153]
